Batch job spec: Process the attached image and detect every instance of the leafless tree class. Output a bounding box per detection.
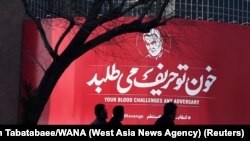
[22,0,175,124]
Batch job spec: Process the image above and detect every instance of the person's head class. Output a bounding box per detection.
[143,28,163,58]
[113,105,124,121]
[94,103,108,120]
[163,102,177,121]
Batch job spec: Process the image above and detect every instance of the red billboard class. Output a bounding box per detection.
[22,18,250,124]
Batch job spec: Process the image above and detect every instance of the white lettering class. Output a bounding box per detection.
[87,63,217,96]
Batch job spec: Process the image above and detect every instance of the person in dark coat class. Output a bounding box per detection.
[154,102,177,126]
[108,105,124,126]
[91,103,108,125]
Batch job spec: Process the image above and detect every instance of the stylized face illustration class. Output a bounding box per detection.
[143,29,163,58]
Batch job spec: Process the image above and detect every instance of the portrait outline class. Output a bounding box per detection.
[136,28,171,60]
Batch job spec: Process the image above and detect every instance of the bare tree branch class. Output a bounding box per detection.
[78,17,173,58]
[54,19,74,54]
[22,0,174,124]
[31,56,46,73]
[156,0,170,20]
[78,0,172,58]
[22,0,58,59]
[36,1,73,20]
[93,0,156,32]
[138,0,156,22]
[86,0,105,21]
[61,0,173,61]
[120,0,148,15]
[59,0,106,54]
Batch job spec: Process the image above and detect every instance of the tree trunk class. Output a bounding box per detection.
[25,57,73,124]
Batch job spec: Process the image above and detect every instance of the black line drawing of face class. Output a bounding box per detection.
[143,29,163,59]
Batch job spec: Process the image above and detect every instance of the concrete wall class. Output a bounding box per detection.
[0,1,24,124]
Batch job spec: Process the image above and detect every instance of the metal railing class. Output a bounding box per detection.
[25,0,250,25]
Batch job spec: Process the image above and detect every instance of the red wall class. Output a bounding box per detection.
[22,18,250,124]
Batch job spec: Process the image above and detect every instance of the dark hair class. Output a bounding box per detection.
[95,104,105,117]
[113,105,124,117]
[164,102,177,115]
